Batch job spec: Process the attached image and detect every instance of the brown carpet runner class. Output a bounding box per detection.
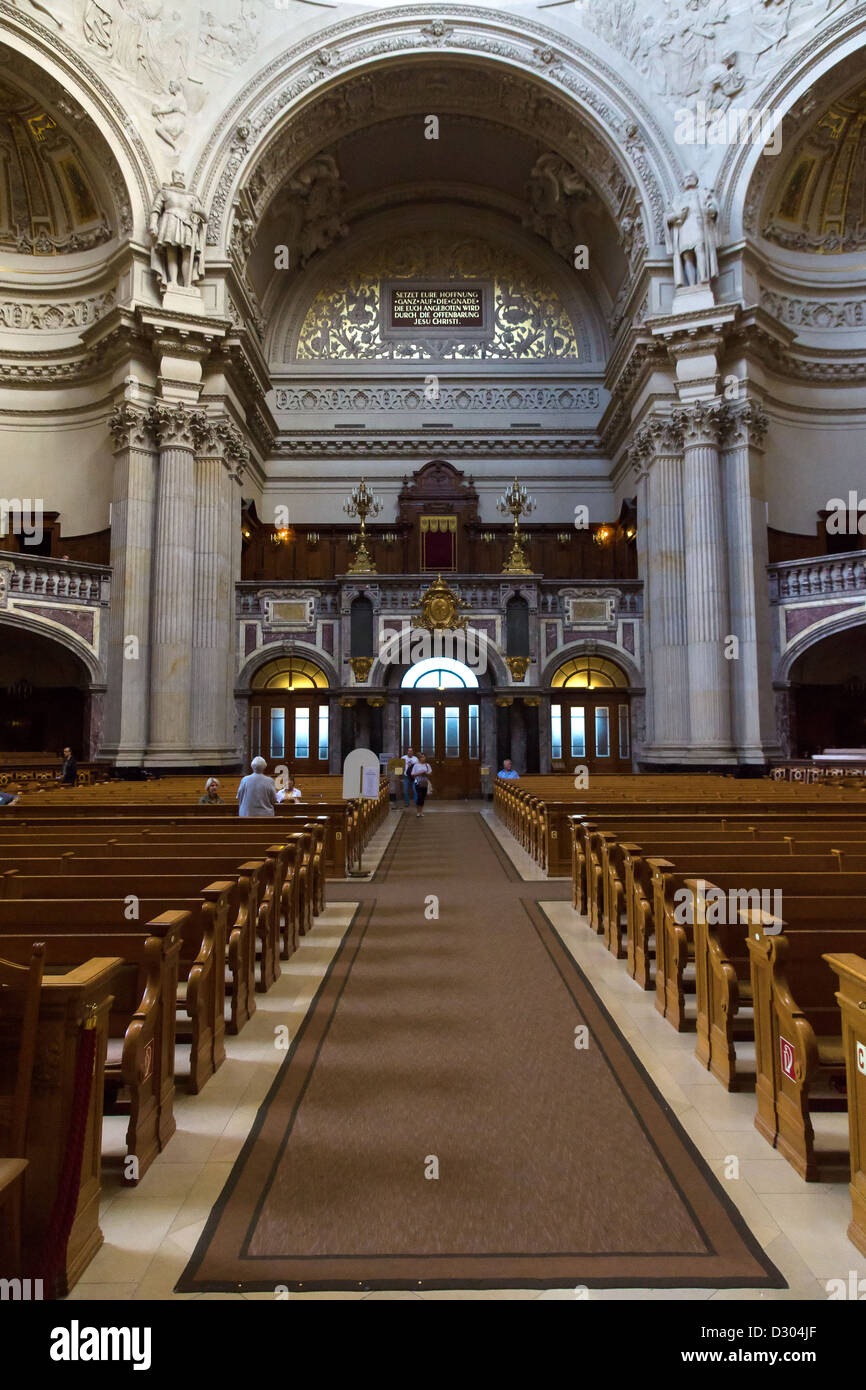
[178,811,784,1292]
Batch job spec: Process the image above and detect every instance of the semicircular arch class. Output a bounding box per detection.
[194,8,680,260]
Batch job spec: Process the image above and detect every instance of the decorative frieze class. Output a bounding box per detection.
[0,293,116,332]
[760,289,866,331]
[274,384,601,412]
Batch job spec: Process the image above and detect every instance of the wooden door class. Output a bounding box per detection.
[551,694,631,773]
[248,693,330,777]
[400,695,481,799]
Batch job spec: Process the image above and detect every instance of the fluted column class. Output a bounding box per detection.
[147,403,205,761]
[720,400,780,763]
[103,404,157,764]
[225,446,246,764]
[190,420,247,760]
[638,418,690,758]
[678,400,734,759]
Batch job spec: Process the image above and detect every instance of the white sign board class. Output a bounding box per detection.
[342,747,379,800]
[361,766,380,799]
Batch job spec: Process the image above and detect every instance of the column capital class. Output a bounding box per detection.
[147,402,209,450]
[719,398,769,451]
[109,402,153,452]
[674,399,725,448]
[628,415,685,475]
[206,418,251,481]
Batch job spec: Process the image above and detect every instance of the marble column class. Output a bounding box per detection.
[103,404,157,765]
[637,418,691,759]
[226,464,245,764]
[678,401,735,760]
[146,403,204,763]
[720,400,780,763]
[191,421,247,763]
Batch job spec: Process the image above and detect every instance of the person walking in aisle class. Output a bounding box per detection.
[411,751,432,818]
[401,745,417,807]
[235,756,279,817]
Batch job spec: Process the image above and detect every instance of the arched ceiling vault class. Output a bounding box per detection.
[233,59,642,350]
[198,5,679,259]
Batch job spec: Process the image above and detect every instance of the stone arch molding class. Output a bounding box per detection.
[0,2,158,237]
[716,4,866,240]
[194,4,681,260]
[0,610,105,686]
[777,608,866,683]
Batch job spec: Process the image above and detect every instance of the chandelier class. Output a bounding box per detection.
[496,476,535,575]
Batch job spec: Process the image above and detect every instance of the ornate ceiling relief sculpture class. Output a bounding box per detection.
[523,152,595,261]
[292,234,579,362]
[270,153,349,269]
[80,0,208,156]
[572,0,855,104]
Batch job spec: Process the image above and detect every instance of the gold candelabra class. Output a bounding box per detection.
[496,476,535,575]
[343,478,382,574]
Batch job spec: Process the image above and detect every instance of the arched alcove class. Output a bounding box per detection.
[788,625,866,757]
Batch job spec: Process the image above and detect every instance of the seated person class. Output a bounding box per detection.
[497,759,520,780]
[199,777,223,804]
[277,775,303,804]
[0,790,21,807]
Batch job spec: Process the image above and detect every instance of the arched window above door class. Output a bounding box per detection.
[551,655,628,690]
[252,656,329,690]
[401,657,479,689]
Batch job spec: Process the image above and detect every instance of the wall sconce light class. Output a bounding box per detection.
[242,527,252,541]
[269,528,292,548]
[556,532,571,544]
[593,525,613,547]
[307,532,320,546]
[480,530,496,543]
[381,531,399,545]
[624,525,637,541]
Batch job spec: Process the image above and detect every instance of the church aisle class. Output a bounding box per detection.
[177,809,781,1295]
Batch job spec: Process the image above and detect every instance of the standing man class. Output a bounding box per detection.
[59,747,78,786]
[235,756,279,818]
[401,745,417,807]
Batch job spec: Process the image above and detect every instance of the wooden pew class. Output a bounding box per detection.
[20,957,120,1296]
[653,867,866,1032]
[824,953,866,1254]
[0,915,186,1184]
[0,866,262,1037]
[0,884,234,1090]
[0,852,276,1012]
[745,907,866,1180]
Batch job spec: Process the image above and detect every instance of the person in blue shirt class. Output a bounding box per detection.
[497,760,520,779]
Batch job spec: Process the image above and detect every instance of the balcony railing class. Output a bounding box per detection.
[0,550,111,605]
[768,550,866,602]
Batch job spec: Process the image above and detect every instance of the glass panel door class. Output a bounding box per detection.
[570,706,586,758]
[294,707,310,759]
[270,708,285,759]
